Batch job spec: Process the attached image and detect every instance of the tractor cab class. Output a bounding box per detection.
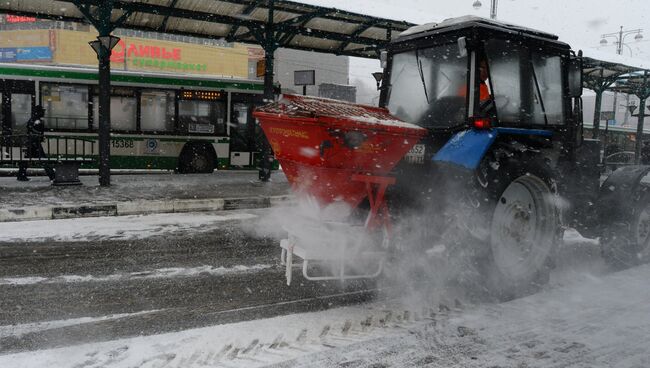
[380,16,583,139]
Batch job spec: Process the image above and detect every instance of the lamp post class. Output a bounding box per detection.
[600,26,643,56]
[472,0,498,20]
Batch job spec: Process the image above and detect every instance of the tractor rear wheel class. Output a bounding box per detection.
[601,197,650,269]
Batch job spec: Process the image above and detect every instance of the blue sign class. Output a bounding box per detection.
[0,47,52,62]
[0,48,17,62]
[16,47,52,61]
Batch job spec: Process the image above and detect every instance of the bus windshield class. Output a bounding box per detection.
[386,44,468,129]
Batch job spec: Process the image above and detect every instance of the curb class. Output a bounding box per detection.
[0,195,294,223]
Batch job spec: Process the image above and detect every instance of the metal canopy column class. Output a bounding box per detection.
[72,0,131,186]
[584,67,618,140]
[633,71,650,164]
[263,0,277,101]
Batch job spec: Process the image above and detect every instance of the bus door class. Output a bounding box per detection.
[0,79,35,145]
[229,93,264,167]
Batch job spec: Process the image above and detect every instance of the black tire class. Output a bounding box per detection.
[474,151,560,300]
[178,145,215,174]
[601,191,650,269]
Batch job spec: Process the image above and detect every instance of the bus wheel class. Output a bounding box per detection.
[178,145,215,174]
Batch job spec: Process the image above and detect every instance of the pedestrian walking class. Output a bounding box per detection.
[17,105,55,181]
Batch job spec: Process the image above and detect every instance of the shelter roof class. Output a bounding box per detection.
[582,49,650,91]
[0,0,415,58]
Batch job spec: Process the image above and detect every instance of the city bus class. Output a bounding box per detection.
[0,62,267,173]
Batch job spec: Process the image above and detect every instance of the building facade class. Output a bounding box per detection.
[0,16,350,99]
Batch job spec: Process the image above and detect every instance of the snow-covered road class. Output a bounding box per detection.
[2,263,648,367]
[0,211,258,242]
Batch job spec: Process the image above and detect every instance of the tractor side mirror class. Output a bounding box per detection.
[380,50,388,69]
[568,53,582,98]
[457,37,468,57]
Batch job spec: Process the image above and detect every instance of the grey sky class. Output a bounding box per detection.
[299,0,650,102]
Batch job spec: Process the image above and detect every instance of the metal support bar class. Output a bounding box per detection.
[336,22,374,53]
[634,72,649,164]
[592,89,603,139]
[226,2,257,39]
[263,0,276,101]
[113,9,133,28]
[158,0,180,32]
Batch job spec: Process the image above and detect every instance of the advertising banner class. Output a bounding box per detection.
[16,46,52,61]
[0,48,17,62]
[0,47,52,62]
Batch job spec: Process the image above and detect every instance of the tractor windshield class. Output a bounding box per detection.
[386,44,468,129]
[484,39,565,126]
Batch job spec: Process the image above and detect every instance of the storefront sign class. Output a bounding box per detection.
[6,15,37,23]
[110,39,206,71]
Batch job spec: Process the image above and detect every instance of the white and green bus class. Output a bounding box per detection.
[0,62,268,172]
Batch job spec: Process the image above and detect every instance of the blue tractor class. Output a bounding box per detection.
[377,16,649,298]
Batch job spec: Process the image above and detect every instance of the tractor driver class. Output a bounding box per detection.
[457,57,493,113]
[478,58,491,102]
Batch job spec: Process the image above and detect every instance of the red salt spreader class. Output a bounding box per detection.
[254,95,427,285]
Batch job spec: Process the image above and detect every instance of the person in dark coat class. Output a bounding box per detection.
[17,105,55,181]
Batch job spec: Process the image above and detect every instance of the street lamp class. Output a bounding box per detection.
[471,0,498,19]
[600,26,643,56]
[88,35,120,56]
[372,72,384,90]
[599,27,644,164]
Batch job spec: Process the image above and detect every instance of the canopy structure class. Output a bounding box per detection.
[0,1,414,59]
[582,50,650,164]
[0,0,415,185]
[582,51,647,137]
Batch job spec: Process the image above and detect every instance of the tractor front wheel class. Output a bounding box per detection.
[477,153,560,300]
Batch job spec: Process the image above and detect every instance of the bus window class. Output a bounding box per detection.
[92,87,137,131]
[41,83,90,130]
[178,99,226,135]
[140,90,174,132]
[230,102,253,152]
[11,93,31,134]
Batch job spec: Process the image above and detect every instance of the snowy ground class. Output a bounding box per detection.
[0,264,272,286]
[0,211,257,242]
[0,207,646,367]
[0,171,289,208]
[1,263,648,368]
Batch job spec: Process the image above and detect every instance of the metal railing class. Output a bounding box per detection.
[0,135,95,163]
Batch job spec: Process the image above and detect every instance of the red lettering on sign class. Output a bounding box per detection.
[111,41,184,64]
[139,45,151,58]
[110,39,126,63]
[125,43,137,58]
[6,15,36,23]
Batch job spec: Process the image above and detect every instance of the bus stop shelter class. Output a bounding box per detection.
[0,0,414,185]
[582,50,650,163]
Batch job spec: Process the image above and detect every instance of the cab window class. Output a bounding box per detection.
[484,39,564,126]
